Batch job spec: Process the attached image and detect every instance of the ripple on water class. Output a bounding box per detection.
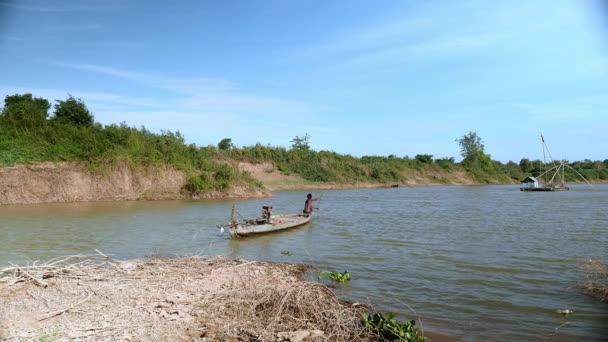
[1,186,608,341]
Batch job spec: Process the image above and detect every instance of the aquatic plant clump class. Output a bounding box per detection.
[362,312,425,342]
[321,270,351,283]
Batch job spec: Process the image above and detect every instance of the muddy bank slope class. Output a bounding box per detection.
[239,161,482,191]
[0,162,266,205]
[0,161,510,205]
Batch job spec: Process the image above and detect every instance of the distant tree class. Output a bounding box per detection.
[414,154,433,164]
[435,157,455,169]
[519,158,532,173]
[52,95,94,126]
[593,160,603,170]
[456,132,496,172]
[580,159,594,169]
[1,93,50,128]
[290,133,311,151]
[603,159,608,168]
[218,138,233,150]
[530,159,543,175]
[456,131,485,163]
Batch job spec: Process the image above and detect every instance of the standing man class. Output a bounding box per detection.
[303,193,320,215]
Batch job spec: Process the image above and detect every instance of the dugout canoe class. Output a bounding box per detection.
[229,213,312,238]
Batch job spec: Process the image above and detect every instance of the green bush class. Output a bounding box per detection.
[1,93,50,128]
[52,95,94,126]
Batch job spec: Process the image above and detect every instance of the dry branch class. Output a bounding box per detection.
[1,254,376,341]
[38,291,93,321]
[15,265,48,287]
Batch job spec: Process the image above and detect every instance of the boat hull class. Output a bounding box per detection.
[230,214,312,237]
[520,186,569,191]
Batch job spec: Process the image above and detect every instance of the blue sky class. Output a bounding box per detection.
[1,0,607,162]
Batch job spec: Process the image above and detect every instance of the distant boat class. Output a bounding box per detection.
[520,176,568,191]
[520,134,591,191]
[222,204,312,238]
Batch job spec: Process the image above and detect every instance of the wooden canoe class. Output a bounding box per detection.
[229,214,312,238]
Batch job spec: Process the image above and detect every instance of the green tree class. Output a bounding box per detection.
[519,158,532,173]
[218,138,233,150]
[414,154,433,163]
[456,131,485,163]
[290,133,311,151]
[52,95,94,126]
[1,93,50,128]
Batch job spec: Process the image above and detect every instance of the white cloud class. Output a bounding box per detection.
[83,41,144,49]
[5,62,321,146]
[51,63,156,83]
[0,35,23,42]
[0,86,163,110]
[50,62,314,119]
[0,1,113,12]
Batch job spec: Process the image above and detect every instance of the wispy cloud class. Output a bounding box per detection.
[0,1,112,13]
[281,2,501,66]
[0,35,22,41]
[84,41,144,49]
[50,62,156,83]
[164,78,239,94]
[282,0,586,69]
[512,96,608,122]
[0,86,165,111]
[49,23,103,32]
[51,62,313,117]
[37,62,319,145]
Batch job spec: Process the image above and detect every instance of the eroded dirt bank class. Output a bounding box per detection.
[0,255,370,341]
[0,161,498,205]
[0,162,267,205]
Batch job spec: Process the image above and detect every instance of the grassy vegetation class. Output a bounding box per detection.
[1,93,606,194]
[0,94,260,195]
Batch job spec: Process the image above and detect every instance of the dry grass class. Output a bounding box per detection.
[0,253,375,341]
[580,259,608,303]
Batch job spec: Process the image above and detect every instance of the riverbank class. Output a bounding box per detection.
[0,254,374,341]
[0,160,488,205]
[0,162,269,205]
[237,162,480,191]
[3,160,605,205]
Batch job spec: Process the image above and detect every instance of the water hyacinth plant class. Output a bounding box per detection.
[362,312,425,342]
[320,270,351,283]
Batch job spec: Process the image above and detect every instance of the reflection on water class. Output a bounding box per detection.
[1,185,608,341]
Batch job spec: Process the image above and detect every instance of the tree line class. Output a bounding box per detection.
[1,93,606,189]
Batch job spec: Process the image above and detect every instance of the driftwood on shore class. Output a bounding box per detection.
[0,253,376,341]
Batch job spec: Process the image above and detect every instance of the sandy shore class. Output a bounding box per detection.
[0,254,374,341]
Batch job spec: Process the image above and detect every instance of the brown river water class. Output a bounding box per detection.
[1,184,607,341]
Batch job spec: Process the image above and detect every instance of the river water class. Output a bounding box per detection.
[1,184,607,341]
